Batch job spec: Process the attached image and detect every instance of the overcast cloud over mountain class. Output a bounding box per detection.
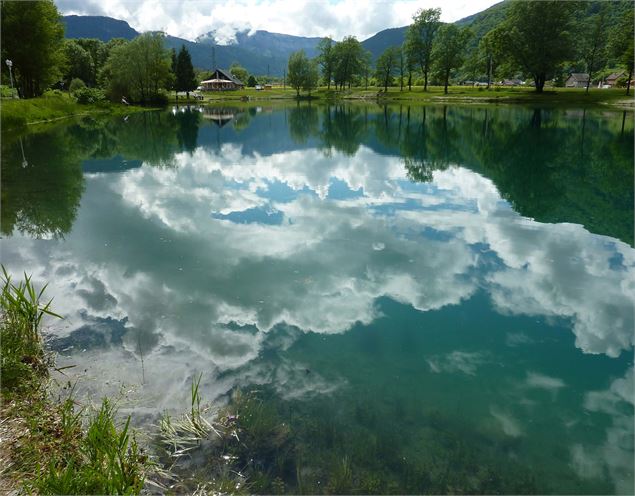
[55,0,500,43]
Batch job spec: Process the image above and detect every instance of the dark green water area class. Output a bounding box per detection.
[2,104,633,494]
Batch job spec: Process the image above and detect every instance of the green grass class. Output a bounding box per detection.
[0,267,149,494]
[177,85,634,108]
[0,266,61,389]
[0,91,149,131]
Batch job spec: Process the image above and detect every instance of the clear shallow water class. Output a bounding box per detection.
[1,104,634,493]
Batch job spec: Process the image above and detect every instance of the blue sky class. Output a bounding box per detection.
[55,0,501,43]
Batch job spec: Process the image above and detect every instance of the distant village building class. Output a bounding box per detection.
[499,79,523,86]
[604,71,625,88]
[565,73,589,88]
[200,68,245,91]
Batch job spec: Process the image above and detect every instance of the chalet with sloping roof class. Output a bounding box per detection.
[605,71,625,87]
[200,68,244,91]
[565,73,589,88]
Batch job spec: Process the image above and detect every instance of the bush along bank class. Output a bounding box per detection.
[0,91,150,131]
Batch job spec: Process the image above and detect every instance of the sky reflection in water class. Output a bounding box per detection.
[1,105,633,493]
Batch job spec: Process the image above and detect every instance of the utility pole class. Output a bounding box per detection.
[212,46,216,70]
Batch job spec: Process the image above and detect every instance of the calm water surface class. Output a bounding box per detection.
[2,104,634,494]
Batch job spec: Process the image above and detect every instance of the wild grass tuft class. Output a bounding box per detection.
[31,399,147,495]
[0,266,62,389]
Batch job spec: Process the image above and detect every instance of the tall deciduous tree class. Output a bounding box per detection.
[176,45,197,98]
[609,7,634,95]
[229,63,248,83]
[287,50,312,97]
[478,27,506,89]
[375,46,400,92]
[303,59,319,96]
[0,0,66,97]
[62,40,93,87]
[332,36,365,90]
[499,1,577,93]
[405,8,441,91]
[432,25,471,94]
[580,5,609,93]
[76,38,108,86]
[102,33,172,103]
[317,37,335,89]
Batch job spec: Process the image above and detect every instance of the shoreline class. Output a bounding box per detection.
[2,87,632,131]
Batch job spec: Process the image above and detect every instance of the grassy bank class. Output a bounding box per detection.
[0,92,149,131]
[177,85,634,108]
[0,269,149,494]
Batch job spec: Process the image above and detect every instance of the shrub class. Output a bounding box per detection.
[69,78,86,93]
[43,89,64,97]
[73,87,106,104]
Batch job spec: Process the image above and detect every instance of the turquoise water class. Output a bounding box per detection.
[1,105,633,493]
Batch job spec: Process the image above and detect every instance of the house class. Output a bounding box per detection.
[499,79,523,86]
[200,68,244,91]
[605,71,625,87]
[565,73,589,88]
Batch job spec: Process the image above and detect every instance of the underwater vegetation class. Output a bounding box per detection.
[155,382,547,495]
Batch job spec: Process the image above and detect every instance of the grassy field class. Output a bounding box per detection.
[171,85,634,108]
[0,92,149,131]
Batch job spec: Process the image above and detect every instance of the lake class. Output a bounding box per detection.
[1,104,633,494]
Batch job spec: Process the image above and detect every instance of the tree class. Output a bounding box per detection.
[478,28,506,89]
[361,50,373,90]
[176,45,197,98]
[303,60,319,96]
[499,1,577,93]
[432,25,471,94]
[404,42,417,91]
[375,46,400,92]
[397,47,406,90]
[609,7,634,95]
[332,36,365,90]
[229,63,249,83]
[247,75,257,87]
[317,37,335,89]
[62,40,93,87]
[102,33,172,103]
[0,0,66,97]
[580,5,609,93]
[405,8,441,91]
[76,38,108,86]
[287,50,311,97]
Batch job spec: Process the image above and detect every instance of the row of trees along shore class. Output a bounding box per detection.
[288,1,634,96]
[1,0,633,101]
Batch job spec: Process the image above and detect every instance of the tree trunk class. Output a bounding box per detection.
[408,72,412,91]
[626,68,632,96]
[444,70,450,94]
[487,55,492,89]
[534,74,545,93]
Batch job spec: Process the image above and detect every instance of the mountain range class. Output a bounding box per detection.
[63,1,624,76]
[62,3,504,76]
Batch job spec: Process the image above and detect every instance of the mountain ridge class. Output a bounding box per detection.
[61,3,506,75]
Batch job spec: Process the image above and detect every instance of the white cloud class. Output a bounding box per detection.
[55,0,500,42]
